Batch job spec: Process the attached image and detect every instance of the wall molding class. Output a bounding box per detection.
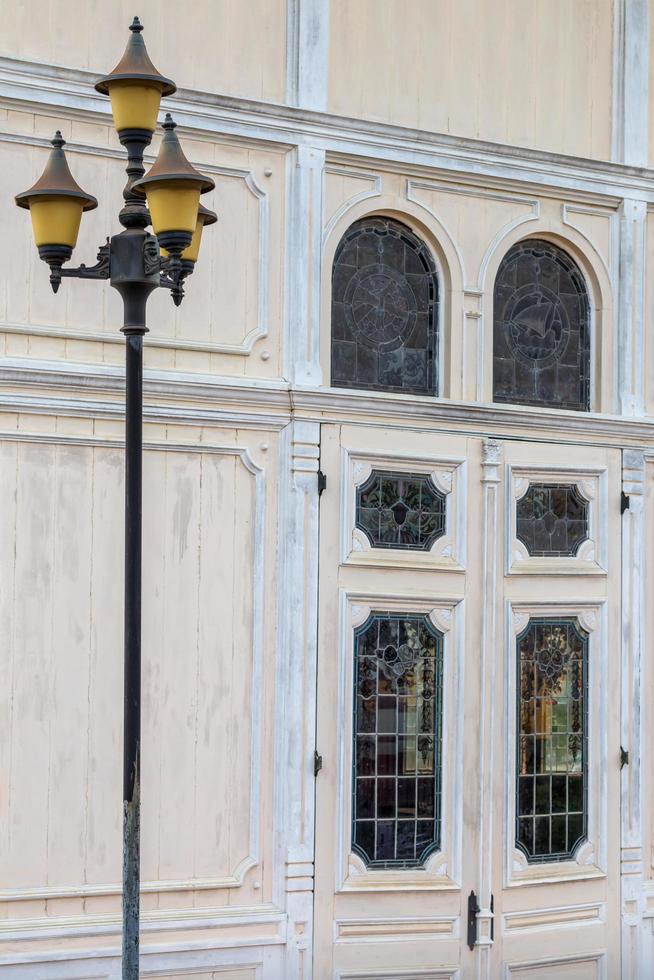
[2,360,654,447]
[2,57,654,202]
[0,132,270,357]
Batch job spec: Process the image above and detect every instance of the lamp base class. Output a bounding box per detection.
[38,244,73,293]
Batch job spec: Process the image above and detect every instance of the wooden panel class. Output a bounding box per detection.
[0,0,286,103]
[328,0,614,159]
[0,433,273,898]
[0,128,285,375]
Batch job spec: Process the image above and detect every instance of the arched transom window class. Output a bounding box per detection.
[493,239,591,411]
[331,217,439,395]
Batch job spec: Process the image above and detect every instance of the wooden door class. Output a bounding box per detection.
[313,425,621,979]
[489,439,621,979]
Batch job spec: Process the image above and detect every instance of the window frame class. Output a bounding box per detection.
[329,215,441,398]
[504,601,607,888]
[337,593,464,893]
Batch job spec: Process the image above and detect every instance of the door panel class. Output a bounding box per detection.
[314,426,621,979]
[494,441,621,979]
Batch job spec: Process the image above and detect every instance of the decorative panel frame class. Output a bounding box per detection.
[505,465,607,575]
[335,592,464,893]
[342,449,467,570]
[504,601,607,888]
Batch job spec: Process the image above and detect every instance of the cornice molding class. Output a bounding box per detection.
[1,57,654,201]
[1,359,654,448]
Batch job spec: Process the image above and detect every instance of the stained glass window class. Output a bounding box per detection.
[516,618,587,863]
[331,217,439,395]
[353,612,443,868]
[494,240,591,410]
[516,484,588,557]
[356,470,446,551]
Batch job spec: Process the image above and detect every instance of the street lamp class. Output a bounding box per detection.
[14,17,216,980]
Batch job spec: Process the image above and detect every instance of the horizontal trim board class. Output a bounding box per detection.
[0,933,285,968]
[503,902,603,931]
[1,57,654,201]
[0,904,284,944]
[2,360,654,448]
[336,915,456,941]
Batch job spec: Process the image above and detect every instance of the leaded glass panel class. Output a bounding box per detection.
[353,612,443,868]
[331,217,439,395]
[516,618,588,863]
[493,240,591,410]
[516,483,589,557]
[356,470,446,551]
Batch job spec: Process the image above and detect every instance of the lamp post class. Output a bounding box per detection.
[14,18,216,980]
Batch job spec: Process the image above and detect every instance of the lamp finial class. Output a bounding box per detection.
[130,16,143,33]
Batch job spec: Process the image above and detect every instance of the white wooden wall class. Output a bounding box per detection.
[0,0,654,977]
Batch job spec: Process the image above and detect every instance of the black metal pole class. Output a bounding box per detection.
[122,325,144,980]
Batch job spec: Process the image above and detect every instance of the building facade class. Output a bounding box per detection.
[1,1,654,977]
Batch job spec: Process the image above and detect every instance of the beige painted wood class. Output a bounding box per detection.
[0,425,278,910]
[493,440,621,978]
[328,0,614,160]
[314,425,622,977]
[0,0,286,104]
[0,112,287,376]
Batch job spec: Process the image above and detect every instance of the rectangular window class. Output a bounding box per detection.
[353,612,443,868]
[516,618,588,862]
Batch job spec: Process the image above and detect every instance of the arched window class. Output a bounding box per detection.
[493,239,591,411]
[331,217,439,395]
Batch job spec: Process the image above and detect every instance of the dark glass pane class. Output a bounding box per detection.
[551,774,567,813]
[517,483,589,557]
[331,217,439,395]
[376,821,395,860]
[355,469,446,551]
[519,776,534,816]
[396,821,416,859]
[354,820,374,857]
[352,611,443,869]
[515,618,588,863]
[356,736,376,776]
[356,778,374,819]
[493,240,590,410]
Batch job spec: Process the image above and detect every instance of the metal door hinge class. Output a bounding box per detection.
[467,890,494,948]
[314,750,323,776]
[467,891,480,950]
[621,491,630,514]
[317,470,327,495]
[621,746,629,769]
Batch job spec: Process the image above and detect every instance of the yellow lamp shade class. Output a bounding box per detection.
[161,203,217,261]
[15,131,97,249]
[182,203,217,262]
[106,80,163,133]
[132,114,214,252]
[95,17,175,136]
[28,196,85,248]
[145,181,201,235]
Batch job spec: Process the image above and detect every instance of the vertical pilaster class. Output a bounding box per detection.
[476,438,503,979]
[617,198,647,416]
[285,0,330,110]
[275,420,321,979]
[284,145,326,386]
[621,449,646,978]
[612,0,649,166]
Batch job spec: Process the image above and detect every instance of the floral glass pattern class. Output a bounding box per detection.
[516,483,589,558]
[353,612,443,868]
[516,618,588,863]
[356,470,446,551]
[331,217,439,395]
[494,240,591,410]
